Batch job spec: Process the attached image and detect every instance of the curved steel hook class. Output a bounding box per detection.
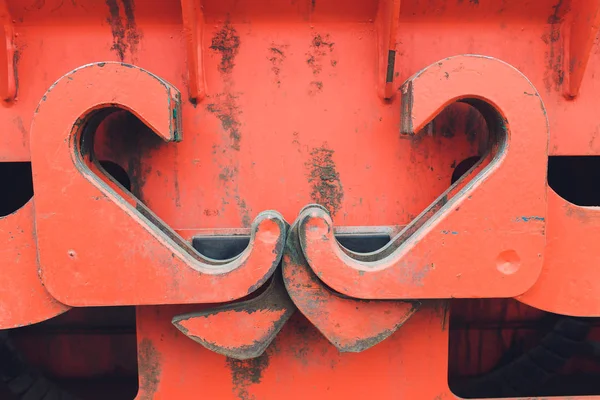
[283,220,419,352]
[172,268,295,360]
[298,55,549,299]
[30,62,287,306]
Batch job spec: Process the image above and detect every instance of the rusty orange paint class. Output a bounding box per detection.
[2,0,600,398]
[29,62,287,306]
[172,269,296,359]
[0,201,68,328]
[283,221,419,352]
[519,188,600,316]
[298,55,548,299]
[137,303,452,400]
[0,0,15,102]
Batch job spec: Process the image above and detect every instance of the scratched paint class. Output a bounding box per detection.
[517,216,545,222]
[305,144,344,216]
[137,338,162,400]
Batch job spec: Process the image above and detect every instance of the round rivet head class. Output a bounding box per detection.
[496,250,520,275]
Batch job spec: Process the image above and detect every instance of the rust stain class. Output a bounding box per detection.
[227,353,270,400]
[305,144,344,216]
[306,33,335,76]
[173,146,181,208]
[286,316,321,366]
[137,338,162,400]
[95,110,164,204]
[268,44,286,87]
[207,24,247,224]
[207,91,251,226]
[439,104,458,138]
[13,116,26,148]
[215,161,251,227]
[211,22,241,74]
[309,80,323,95]
[542,0,566,92]
[203,208,220,217]
[464,105,484,143]
[105,0,142,62]
[207,92,242,151]
[122,0,141,57]
[236,196,252,227]
[218,165,236,208]
[13,48,19,100]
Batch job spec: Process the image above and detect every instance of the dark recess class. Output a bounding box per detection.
[336,234,391,253]
[448,299,600,398]
[451,156,481,185]
[0,162,33,217]
[192,233,392,261]
[548,156,600,206]
[99,160,132,191]
[2,307,138,400]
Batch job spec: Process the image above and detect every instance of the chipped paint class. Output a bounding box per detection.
[137,338,162,400]
[172,269,295,360]
[227,353,270,400]
[105,0,141,62]
[517,216,545,222]
[305,144,344,216]
[284,222,419,353]
[211,22,240,74]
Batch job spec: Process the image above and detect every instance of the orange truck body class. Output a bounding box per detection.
[2,0,600,399]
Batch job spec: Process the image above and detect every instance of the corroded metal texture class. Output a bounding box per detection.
[2,1,600,398]
[283,221,419,352]
[298,55,549,300]
[172,269,296,360]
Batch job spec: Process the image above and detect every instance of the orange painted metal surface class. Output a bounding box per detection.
[30,63,286,306]
[136,303,451,400]
[299,55,548,299]
[0,201,68,329]
[520,188,600,316]
[172,269,296,359]
[0,0,16,102]
[283,218,420,352]
[2,0,600,398]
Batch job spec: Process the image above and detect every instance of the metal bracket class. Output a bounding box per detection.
[181,0,206,103]
[283,220,419,352]
[30,62,287,306]
[298,55,549,300]
[0,0,16,102]
[377,0,401,100]
[563,0,600,99]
